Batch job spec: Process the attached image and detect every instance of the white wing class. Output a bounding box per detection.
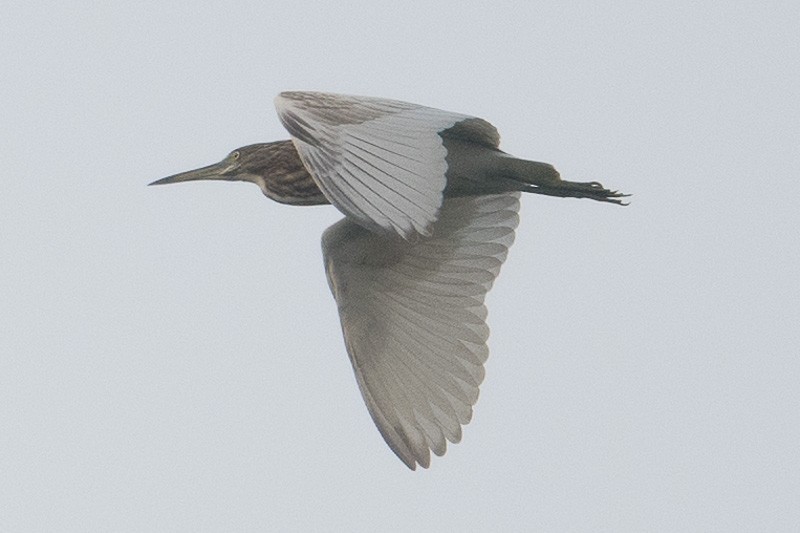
[322,192,521,469]
[275,91,499,239]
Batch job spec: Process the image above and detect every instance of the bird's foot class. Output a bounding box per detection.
[528,179,630,205]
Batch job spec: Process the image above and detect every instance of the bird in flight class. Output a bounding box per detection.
[151,91,626,469]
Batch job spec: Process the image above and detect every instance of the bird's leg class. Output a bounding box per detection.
[525,179,630,205]
[497,154,629,205]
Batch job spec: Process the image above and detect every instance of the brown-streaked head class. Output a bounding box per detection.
[149,141,328,205]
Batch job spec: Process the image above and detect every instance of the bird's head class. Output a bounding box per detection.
[150,142,285,187]
[149,141,327,205]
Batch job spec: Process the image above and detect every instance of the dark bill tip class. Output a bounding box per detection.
[148,175,181,186]
[148,161,228,187]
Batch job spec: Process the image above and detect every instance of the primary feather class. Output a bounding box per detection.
[275,91,500,238]
[323,192,520,469]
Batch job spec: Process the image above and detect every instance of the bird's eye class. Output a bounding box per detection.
[231,151,240,160]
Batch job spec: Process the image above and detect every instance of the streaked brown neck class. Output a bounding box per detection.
[253,140,329,206]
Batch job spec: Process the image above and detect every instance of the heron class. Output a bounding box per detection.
[150,91,627,469]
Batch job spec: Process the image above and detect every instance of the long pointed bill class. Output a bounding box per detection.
[148,160,231,186]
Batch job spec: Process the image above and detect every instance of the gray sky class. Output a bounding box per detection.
[2,1,798,531]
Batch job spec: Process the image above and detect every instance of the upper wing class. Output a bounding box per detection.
[275,91,500,239]
[322,192,521,469]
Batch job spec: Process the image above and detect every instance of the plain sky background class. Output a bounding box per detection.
[2,1,798,531]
